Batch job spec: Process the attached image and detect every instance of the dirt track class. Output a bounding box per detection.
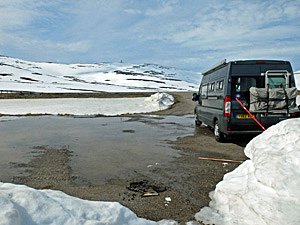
[3,92,249,224]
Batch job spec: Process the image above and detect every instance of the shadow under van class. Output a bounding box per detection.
[192,59,300,142]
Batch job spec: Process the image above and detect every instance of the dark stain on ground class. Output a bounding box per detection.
[127,180,167,194]
[122,129,135,133]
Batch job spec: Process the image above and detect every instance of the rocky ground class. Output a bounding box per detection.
[4,92,250,224]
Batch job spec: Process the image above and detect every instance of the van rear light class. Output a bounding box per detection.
[290,112,297,118]
[224,96,231,117]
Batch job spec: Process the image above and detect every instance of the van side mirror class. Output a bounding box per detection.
[192,93,199,102]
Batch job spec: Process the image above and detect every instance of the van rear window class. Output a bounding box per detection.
[231,64,292,76]
[234,77,256,92]
[267,76,287,88]
[231,77,265,102]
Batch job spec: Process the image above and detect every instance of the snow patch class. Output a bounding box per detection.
[0,182,177,225]
[0,92,174,116]
[295,70,300,90]
[195,118,300,225]
[145,93,174,109]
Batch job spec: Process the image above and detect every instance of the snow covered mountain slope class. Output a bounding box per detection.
[0,56,199,93]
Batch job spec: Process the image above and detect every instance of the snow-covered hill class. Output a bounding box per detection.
[0,56,199,93]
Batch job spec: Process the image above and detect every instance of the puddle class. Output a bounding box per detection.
[0,115,194,184]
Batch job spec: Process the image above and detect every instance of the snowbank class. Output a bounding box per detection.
[144,92,175,109]
[196,118,300,225]
[0,183,177,225]
[295,71,300,90]
[0,93,174,116]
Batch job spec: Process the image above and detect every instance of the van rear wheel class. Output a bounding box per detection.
[214,120,225,142]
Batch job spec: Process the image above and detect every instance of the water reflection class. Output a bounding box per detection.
[0,115,194,184]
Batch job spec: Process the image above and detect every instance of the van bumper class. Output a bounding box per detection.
[226,130,262,135]
[223,114,297,136]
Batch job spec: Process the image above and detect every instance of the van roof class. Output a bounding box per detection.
[202,59,291,76]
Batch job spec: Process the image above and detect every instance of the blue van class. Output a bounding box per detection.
[192,60,300,142]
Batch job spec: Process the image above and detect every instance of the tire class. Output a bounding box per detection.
[195,116,202,127]
[214,120,225,142]
[195,118,202,126]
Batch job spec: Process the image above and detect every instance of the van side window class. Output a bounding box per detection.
[209,82,215,91]
[216,80,224,90]
[200,84,208,98]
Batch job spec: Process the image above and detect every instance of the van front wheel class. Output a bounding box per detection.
[195,120,202,126]
[214,120,225,142]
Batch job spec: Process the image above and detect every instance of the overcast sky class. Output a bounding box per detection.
[0,0,300,72]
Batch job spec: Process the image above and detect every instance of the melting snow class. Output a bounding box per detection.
[295,70,300,89]
[196,118,300,225]
[0,182,176,225]
[0,93,174,116]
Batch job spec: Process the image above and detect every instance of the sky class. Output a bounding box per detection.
[0,0,300,72]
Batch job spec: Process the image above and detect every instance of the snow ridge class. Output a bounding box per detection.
[196,118,300,225]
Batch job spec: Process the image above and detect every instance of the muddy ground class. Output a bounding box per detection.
[2,92,251,224]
